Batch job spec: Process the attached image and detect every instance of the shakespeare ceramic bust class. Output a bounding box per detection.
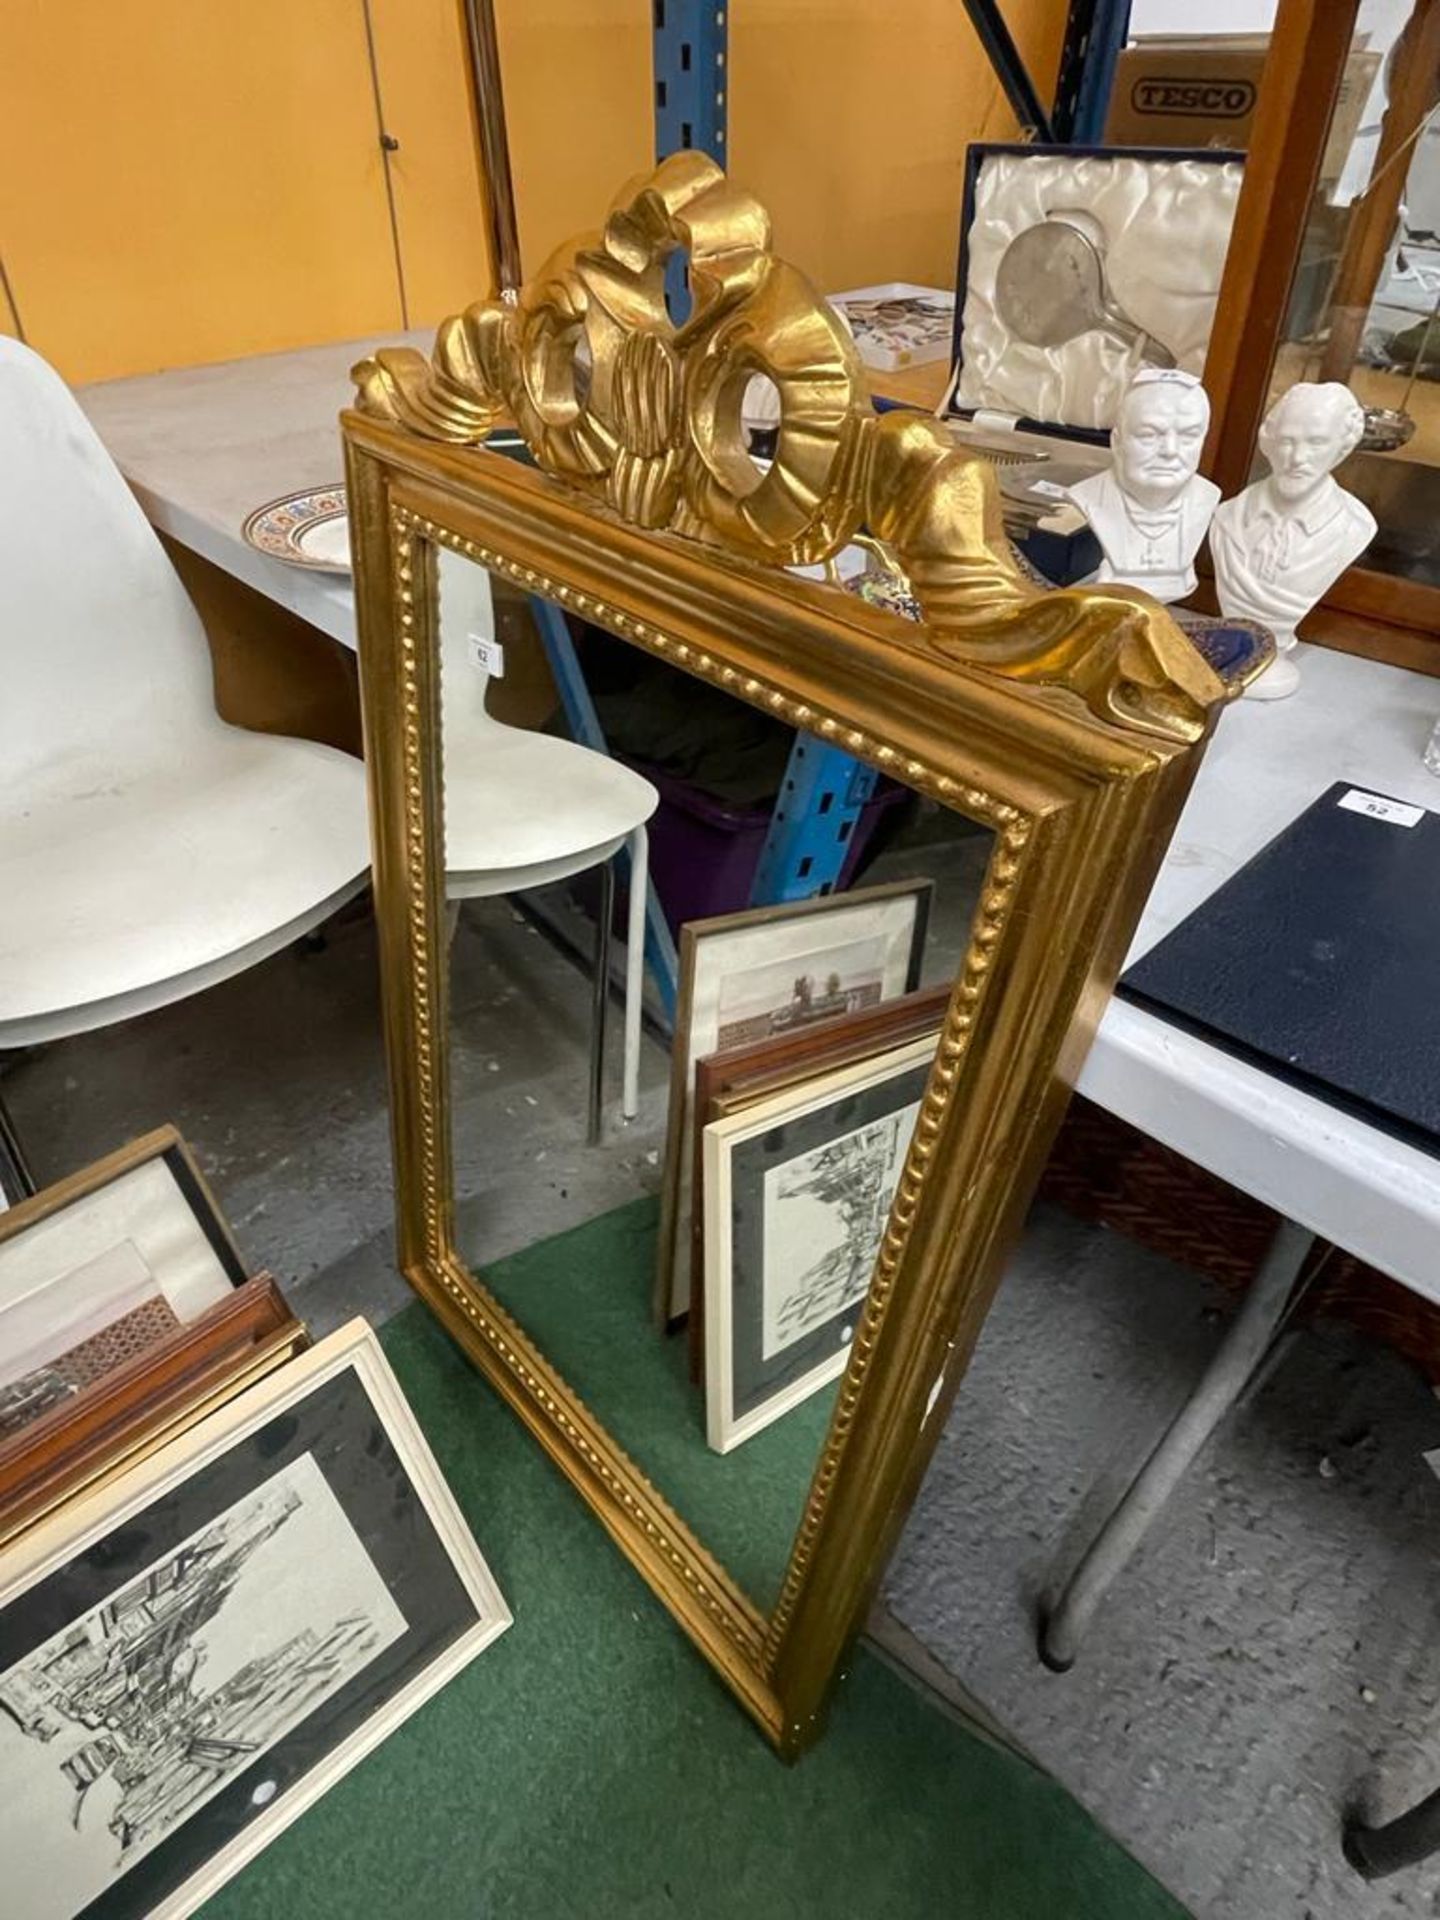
[1067,369,1220,603]
[1210,382,1376,700]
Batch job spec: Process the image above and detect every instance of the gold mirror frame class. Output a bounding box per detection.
[343,155,1232,1756]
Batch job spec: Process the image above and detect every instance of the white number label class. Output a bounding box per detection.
[468,633,505,678]
[1337,788,1424,829]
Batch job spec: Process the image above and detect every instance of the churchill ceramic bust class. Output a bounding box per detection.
[1210,382,1376,700]
[1067,369,1220,603]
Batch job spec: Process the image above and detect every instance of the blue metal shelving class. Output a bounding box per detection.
[545,0,1137,945]
[652,0,726,166]
[1052,0,1133,143]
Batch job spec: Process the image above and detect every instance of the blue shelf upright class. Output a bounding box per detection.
[653,0,727,319]
[1052,0,1133,143]
[652,0,726,165]
[654,0,886,907]
[747,738,880,908]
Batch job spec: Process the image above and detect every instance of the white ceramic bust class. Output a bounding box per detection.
[1210,382,1376,700]
[1067,369,1220,603]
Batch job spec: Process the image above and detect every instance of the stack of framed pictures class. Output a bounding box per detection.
[0,1128,306,1545]
[654,880,941,1454]
[0,1129,512,1918]
[701,1019,946,1454]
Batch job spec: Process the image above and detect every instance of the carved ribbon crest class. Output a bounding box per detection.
[353,152,1225,744]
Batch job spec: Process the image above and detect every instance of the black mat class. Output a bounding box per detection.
[1120,781,1440,1155]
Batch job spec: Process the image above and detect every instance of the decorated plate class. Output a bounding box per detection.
[844,558,1275,695]
[1171,610,1275,693]
[241,486,351,573]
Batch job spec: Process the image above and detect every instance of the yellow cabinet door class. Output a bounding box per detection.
[0,0,406,383]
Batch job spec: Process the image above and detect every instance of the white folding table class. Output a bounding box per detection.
[77,336,416,650]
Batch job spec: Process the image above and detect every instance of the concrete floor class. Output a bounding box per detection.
[2,890,672,1340]
[883,1209,1440,1919]
[7,822,1439,1916]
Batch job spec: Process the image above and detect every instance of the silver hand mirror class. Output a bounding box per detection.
[995,218,1176,369]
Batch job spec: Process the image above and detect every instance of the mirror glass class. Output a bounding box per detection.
[1123,2,1440,588]
[1263,1,1440,585]
[435,543,995,1612]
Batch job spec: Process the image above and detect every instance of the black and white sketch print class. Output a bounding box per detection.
[705,1039,934,1452]
[762,1102,921,1359]
[0,1324,509,1920]
[0,1453,403,1918]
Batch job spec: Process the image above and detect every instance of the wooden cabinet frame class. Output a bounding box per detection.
[1201,0,1440,670]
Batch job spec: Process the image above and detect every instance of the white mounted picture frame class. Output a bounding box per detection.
[0,1318,510,1920]
[703,1036,937,1454]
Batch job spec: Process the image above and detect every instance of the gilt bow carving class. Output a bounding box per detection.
[353,152,1226,744]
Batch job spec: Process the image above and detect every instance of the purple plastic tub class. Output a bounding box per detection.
[626,759,910,936]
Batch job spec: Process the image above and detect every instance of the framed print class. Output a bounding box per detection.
[950,143,1245,438]
[687,982,952,1377]
[0,1275,307,1550]
[0,1317,510,1920]
[654,878,932,1324]
[0,1129,247,1446]
[703,1037,936,1453]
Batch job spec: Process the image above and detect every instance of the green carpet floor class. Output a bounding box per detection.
[472,1195,834,1611]
[205,1203,1185,1920]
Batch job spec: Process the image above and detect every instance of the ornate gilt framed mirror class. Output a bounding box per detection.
[342,153,1236,1756]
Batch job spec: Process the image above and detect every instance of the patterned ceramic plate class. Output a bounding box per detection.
[844,558,1275,694]
[1171,610,1276,692]
[241,485,351,573]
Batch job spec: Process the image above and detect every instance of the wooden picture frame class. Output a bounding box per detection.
[0,1273,307,1550]
[655,878,933,1326]
[0,1127,251,1451]
[0,1319,510,1920]
[342,152,1232,1756]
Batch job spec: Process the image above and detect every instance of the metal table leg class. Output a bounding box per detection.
[1040,1217,1316,1672]
[1345,1782,1440,1879]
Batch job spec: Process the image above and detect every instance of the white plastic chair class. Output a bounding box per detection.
[0,339,371,1110]
[436,553,657,1136]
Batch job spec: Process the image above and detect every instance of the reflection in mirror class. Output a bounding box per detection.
[1265,1,1440,584]
[437,551,994,1611]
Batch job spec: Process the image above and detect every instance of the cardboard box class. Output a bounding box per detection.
[1106,39,1379,186]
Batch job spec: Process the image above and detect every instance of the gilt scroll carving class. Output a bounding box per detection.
[353,152,1226,744]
